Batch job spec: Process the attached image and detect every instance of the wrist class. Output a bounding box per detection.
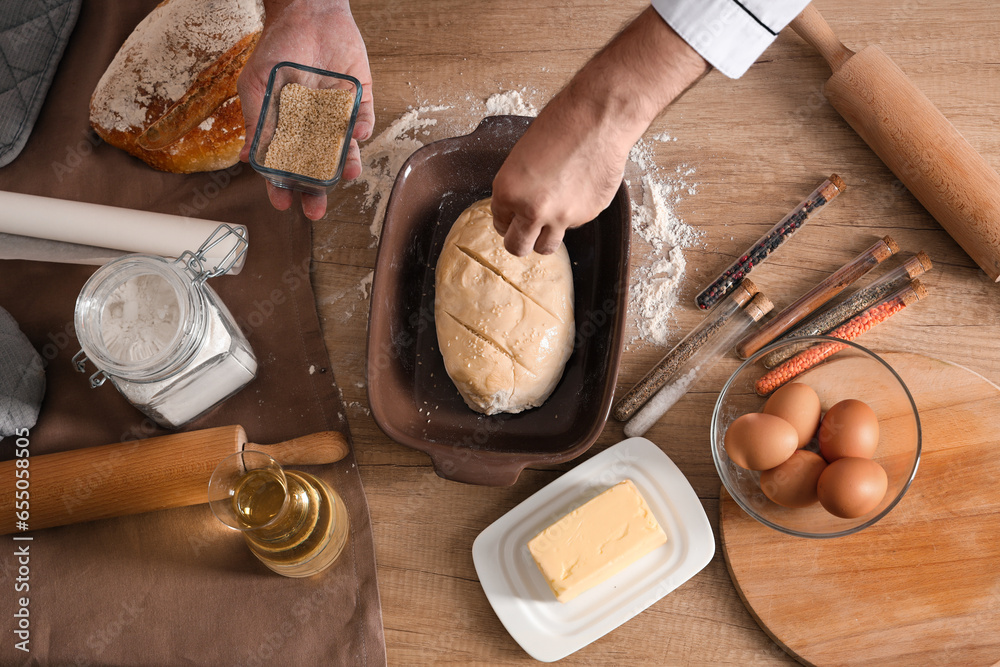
[566,7,709,147]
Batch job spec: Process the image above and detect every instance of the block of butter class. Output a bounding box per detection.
[527,479,668,603]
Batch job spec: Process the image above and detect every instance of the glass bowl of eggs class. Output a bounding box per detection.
[711,336,921,538]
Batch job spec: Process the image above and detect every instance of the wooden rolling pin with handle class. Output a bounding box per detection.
[0,425,349,534]
[790,5,1000,281]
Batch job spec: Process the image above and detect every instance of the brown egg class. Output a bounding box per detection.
[763,382,821,448]
[819,399,880,461]
[760,450,827,508]
[817,457,888,518]
[724,412,799,471]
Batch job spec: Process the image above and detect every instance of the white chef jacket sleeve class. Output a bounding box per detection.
[651,0,811,78]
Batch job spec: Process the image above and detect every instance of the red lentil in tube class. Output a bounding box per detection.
[754,279,927,395]
[762,251,932,368]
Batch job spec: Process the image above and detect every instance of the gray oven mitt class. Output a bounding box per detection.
[0,0,82,168]
[0,306,45,438]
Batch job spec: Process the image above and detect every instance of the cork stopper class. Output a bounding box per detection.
[909,278,928,302]
[915,251,933,273]
[729,279,758,307]
[890,278,928,307]
[881,235,900,255]
[740,278,758,296]
[902,252,932,279]
[744,293,774,321]
[818,174,846,202]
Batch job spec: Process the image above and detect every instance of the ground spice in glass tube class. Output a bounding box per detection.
[695,174,846,310]
[735,235,899,359]
[625,293,773,437]
[754,279,927,395]
[612,280,758,421]
[762,252,932,368]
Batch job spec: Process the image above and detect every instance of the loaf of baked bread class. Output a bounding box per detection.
[89,0,263,173]
[435,199,575,415]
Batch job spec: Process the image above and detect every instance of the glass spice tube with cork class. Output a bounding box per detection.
[695,174,845,310]
[762,252,932,368]
[624,292,774,438]
[754,279,928,395]
[613,279,759,422]
[735,235,899,360]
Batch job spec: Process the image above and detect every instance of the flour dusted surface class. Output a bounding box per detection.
[355,105,449,241]
[353,90,539,243]
[485,90,538,116]
[627,144,703,347]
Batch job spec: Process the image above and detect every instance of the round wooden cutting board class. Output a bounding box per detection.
[721,352,1000,666]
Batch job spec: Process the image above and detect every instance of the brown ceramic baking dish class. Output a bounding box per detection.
[366,115,630,486]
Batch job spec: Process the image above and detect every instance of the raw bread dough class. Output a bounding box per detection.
[435,198,574,414]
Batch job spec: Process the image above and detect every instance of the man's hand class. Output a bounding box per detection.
[491,7,709,256]
[491,86,632,257]
[238,0,374,220]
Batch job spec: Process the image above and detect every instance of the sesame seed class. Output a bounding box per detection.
[264,83,354,181]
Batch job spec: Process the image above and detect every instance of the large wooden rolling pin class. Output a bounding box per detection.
[790,5,1000,281]
[0,425,349,534]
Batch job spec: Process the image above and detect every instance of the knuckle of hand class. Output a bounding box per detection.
[521,198,550,225]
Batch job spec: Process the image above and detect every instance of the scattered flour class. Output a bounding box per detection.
[357,270,374,299]
[625,137,702,347]
[356,104,451,242]
[346,400,371,416]
[485,90,538,116]
[354,90,541,244]
[632,173,700,251]
[319,284,358,323]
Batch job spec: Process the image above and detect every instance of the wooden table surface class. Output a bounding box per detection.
[310,1,1000,663]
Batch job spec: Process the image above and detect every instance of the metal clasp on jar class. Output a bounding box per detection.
[175,224,249,285]
[71,349,109,388]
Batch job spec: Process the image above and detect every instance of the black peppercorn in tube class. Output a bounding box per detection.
[695,174,846,310]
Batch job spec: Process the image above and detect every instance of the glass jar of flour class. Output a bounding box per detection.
[72,226,257,429]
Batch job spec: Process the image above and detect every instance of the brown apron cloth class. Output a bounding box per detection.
[0,1,387,664]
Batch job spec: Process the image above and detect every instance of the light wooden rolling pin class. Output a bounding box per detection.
[0,426,349,534]
[790,5,1000,281]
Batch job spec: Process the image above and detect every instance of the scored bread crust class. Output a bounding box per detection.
[435,199,575,415]
[89,0,263,173]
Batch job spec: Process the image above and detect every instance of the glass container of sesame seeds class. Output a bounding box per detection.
[72,226,258,429]
[249,62,363,196]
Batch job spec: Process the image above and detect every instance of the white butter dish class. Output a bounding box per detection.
[472,437,715,662]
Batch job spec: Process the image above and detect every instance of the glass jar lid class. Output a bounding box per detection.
[74,254,202,379]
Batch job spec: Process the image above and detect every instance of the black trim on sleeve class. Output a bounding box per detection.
[727,0,779,36]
